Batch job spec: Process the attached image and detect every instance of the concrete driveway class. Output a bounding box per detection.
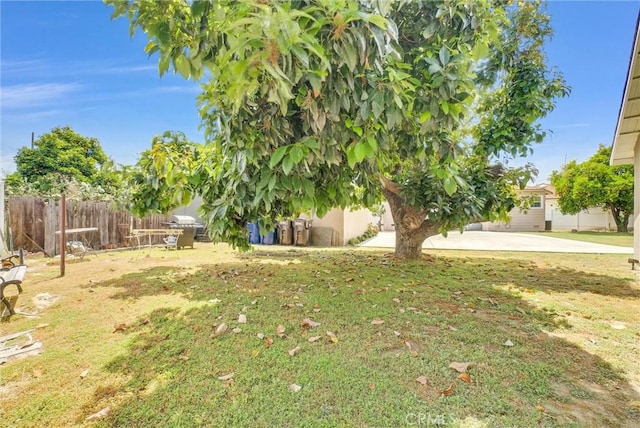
[360,231,633,254]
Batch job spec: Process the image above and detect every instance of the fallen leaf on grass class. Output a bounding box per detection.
[265,337,274,348]
[257,333,265,340]
[371,319,385,325]
[232,327,242,334]
[308,336,322,343]
[368,383,375,390]
[113,323,127,333]
[301,318,321,328]
[80,369,89,379]
[503,339,514,347]
[238,314,247,324]
[179,355,189,361]
[215,323,228,335]
[448,325,458,331]
[85,407,110,421]
[288,346,301,356]
[458,373,471,383]
[536,405,545,412]
[448,362,472,373]
[218,372,234,381]
[326,331,338,343]
[416,376,428,386]
[440,383,455,396]
[289,384,302,392]
[393,331,401,337]
[276,325,286,338]
[32,369,43,378]
[392,298,401,304]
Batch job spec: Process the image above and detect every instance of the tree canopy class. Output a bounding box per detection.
[109,0,567,258]
[7,126,128,202]
[551,145,633,232]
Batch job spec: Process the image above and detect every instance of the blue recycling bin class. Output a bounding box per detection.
[261,229,277,245]
[247,223,261,244]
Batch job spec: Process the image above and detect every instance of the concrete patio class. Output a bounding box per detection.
[360,231,633,254]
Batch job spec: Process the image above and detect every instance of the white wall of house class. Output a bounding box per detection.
[484,189,547,232]
[483,207,546,231]
[545,197,631,231]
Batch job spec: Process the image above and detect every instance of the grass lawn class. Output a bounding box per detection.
[530,231,633,248]
[1,244,639,427]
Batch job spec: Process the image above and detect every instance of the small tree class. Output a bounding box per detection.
[551,145,633,232]
[110,0,567,258]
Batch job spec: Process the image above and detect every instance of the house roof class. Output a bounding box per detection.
[522,184,554,195]
[611,12,640,165]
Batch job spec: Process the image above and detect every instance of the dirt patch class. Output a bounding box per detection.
[546,381,640,427]
[32,293,61,311]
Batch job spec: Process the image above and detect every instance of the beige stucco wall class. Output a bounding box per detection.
[381,202,395,231]
[342,207,376,244]
[311,208,345,243]
[312,207,375,245]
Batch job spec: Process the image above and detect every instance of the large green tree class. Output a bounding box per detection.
[551,145,633,233]
[6,126,131,202]
[109,0,567,258]
[13,126,108,184]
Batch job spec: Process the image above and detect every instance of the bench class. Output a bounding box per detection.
[1,265,27,317]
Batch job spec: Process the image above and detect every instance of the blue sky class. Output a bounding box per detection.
[1,1,639,184]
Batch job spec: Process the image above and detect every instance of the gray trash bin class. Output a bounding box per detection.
[278,220,293,245]
[293,219,312,246]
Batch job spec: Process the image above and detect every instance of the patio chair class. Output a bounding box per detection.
[163,235,178,251]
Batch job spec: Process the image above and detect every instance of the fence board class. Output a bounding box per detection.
[7,196,171,255]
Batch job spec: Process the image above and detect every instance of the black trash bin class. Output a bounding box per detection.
[293,219,312,246]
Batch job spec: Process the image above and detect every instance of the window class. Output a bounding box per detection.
[530,195,543,209]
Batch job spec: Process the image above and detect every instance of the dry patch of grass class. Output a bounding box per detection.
[1,245,639,427]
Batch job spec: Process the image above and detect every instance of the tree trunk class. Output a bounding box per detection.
[382,182,438,259]
[610,206,629,233]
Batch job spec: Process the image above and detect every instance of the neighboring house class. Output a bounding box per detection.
[482,185,550,232]
[611,13,640,260]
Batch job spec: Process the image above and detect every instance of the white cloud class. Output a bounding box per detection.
[1,59,51,76]
[1,82,84,110]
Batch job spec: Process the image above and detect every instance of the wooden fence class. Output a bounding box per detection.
[7,196,171,256]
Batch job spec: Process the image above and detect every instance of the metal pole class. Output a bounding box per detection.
[31,132,35,149]
[60,193,66,277]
